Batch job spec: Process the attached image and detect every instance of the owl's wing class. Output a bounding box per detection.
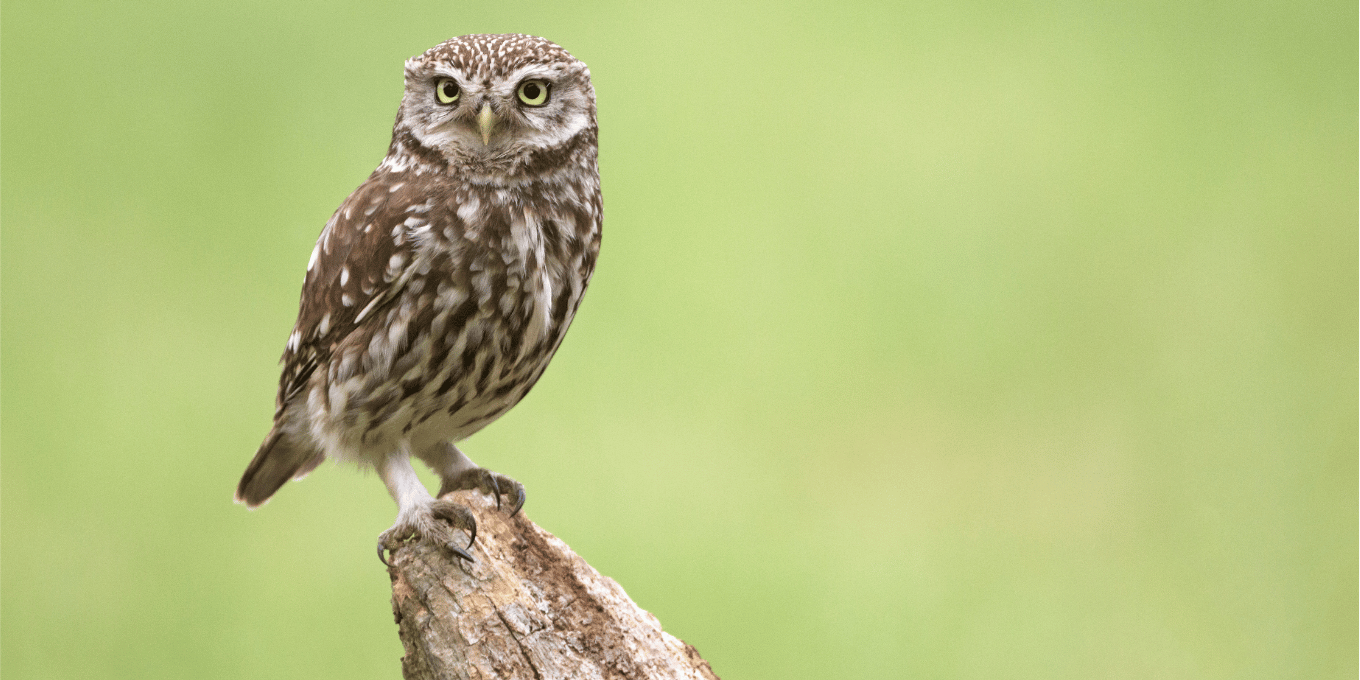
[240,176,431,506]
[274,174,430,416]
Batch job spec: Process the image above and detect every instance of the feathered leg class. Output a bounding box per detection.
[375,446,478,566]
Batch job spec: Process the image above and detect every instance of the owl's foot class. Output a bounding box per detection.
[376,498,478,567]
[438,467,526,516]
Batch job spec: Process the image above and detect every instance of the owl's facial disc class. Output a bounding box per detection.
[397,56,594,174]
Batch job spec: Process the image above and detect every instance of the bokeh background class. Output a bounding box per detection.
[3,0,1355,678]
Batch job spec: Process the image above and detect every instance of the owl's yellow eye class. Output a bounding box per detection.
[435,79,460,104]
[516,80,549,106]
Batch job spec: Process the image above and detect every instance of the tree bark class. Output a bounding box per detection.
[387,490,721,680]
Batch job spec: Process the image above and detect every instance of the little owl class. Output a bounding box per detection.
[236,34,601,566]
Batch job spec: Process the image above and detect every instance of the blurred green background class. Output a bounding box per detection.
[3,0,1355,678]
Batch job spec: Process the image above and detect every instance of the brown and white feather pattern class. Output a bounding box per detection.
[284,160,600,458]
[237,34,601,508]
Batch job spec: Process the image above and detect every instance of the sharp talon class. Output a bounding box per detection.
[466,523,477,550]
[488,473,502,510]
[378,542,390,567]
[449,543,474,562]
[510,487,526,516]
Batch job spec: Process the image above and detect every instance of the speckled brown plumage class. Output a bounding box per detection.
[236,34,601,566]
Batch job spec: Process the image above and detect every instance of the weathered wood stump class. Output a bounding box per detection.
[387,491,721,680]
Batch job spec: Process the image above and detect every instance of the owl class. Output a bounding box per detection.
[235,34,601,566]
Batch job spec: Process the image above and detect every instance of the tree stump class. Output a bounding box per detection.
[387,490,721,680]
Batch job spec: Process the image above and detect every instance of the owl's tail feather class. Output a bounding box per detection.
[235,426,324,508]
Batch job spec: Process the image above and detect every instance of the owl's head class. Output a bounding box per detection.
[393,34,596,177]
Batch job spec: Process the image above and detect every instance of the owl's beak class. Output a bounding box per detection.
[477,104,497,146]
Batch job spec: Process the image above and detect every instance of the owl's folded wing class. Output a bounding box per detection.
[274,174,430,416]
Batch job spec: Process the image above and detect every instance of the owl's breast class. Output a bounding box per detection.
[303,175,598,455]
[370,203,586,441]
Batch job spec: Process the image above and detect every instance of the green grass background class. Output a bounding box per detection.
[3,0,1355,678]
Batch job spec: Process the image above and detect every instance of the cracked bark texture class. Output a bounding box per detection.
[388,490,721,680]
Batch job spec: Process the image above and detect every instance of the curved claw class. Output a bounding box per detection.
[487,472,502,511]
[378,541,391,567]
[430,499,478,553]
[438,467,525,516]
[448,543,474,563]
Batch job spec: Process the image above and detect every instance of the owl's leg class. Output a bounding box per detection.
[417,442,526,515]
[375,449,478,566]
